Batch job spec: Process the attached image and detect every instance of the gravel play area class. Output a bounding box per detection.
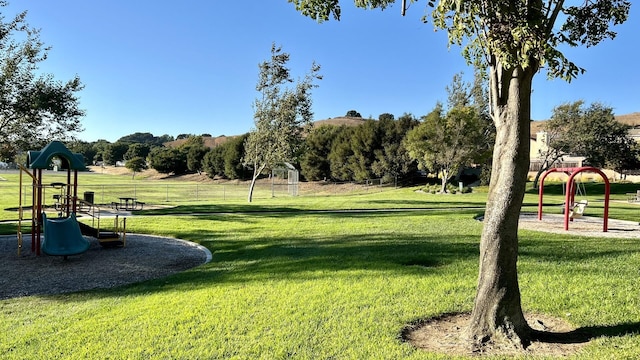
[0,234,211,300]
[518,212,640,238]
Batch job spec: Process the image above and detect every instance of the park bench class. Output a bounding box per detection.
[626,190,640,203]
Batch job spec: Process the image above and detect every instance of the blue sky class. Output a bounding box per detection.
[8,1,639,142]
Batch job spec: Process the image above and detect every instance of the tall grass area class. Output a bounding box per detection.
[1,172,640,358]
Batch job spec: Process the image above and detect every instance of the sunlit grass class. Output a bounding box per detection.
[1,173,640,358]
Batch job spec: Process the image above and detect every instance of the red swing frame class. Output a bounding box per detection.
[537,167,610,232]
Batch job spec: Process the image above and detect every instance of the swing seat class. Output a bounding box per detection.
[569,200,588,219]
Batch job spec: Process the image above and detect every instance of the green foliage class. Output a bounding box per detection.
[244,44,321,201]
[378,112,394,121]
[123,143,150,161]
[187,145,208,174]
[179,136,208,174]
[148,146,187,174]
[102,142,129,165]
[0,3,84,151]
[116,132,173,146]
[345,109,361,117]
[371,113,419,183]
[203,135,248,180]
[176,133,195,140]
[545,101,638,171]
[328,126,355,181]
[66,140,97,166]
[405,103,484,192]
[300,125,341,181]
[202,146,225,178]
[124,156,147,178]
[348,120,380,181]
[430,0,630,81]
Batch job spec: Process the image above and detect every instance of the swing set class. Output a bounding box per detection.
[537,166,610,232]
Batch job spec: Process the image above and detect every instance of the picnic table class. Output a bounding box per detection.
[116,197,145,210]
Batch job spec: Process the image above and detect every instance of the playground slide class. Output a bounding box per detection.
[77,222,122,246]
[41,213,91,257]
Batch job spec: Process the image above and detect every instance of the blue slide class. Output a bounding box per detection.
[41,213,91,257]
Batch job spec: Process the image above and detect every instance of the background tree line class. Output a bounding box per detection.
[44,98,640,192]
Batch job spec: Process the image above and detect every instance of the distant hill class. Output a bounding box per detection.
[615,112,640,127]
[163,118,371,148]
[164,135,238,149]
[164,113,640,147]
[312,116,370,128]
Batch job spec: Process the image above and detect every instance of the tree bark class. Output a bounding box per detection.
[247,163,266,203]
[440,168,449,193]
[467,62,535,349]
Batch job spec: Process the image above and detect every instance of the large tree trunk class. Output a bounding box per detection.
[467,62,536,349]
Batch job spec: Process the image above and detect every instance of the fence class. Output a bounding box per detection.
[11,179,394,208]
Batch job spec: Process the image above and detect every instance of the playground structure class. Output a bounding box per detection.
[537,166,610,232]
[18,141,127,257]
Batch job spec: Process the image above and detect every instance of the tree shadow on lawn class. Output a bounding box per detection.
[136,203,488,216]
[519,233,640,263]
[51,208,638,304]
[184,231,478,277]
[531,321,640,344]
[358,199,486,208]
[88,229,482,299]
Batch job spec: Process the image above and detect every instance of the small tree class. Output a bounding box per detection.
[533,101,638,186]
[405,104,483,192]
[244,44,321,202]
[125,157,147,179]
[180,136,208,174]
[328,126,356,181]
[378,113,394,121]
[570,102,636,170]
[124,143,151,161]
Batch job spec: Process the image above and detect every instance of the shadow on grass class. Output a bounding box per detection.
[79,211,484,298]
[532,321,640,344]
[23,206,639,304]
[136,202,488,216]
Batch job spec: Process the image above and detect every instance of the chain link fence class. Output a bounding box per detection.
[10,179,394,208]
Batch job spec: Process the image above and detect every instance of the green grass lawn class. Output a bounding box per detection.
[1,174,640,359]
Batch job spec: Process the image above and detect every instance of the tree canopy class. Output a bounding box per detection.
[544,101,638,172]
[0,2,84,152]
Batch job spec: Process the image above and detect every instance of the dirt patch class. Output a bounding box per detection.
[403,312,588,357]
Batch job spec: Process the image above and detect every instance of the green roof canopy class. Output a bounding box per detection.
[27,141,86,170]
